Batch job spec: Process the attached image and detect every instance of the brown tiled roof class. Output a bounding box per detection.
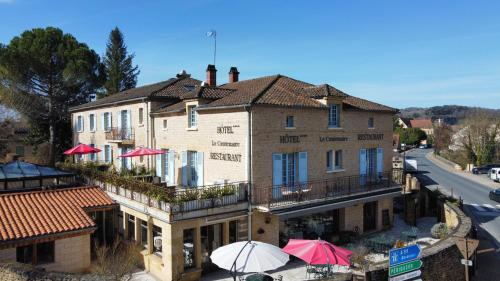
[179,86,235,100]
[70,75,202,112]
[343,96,398,113]
[0,187,115,243]
[151,77,203,99]
[154,101,186,114]
[410,119,433,129]
[303,84,348,98]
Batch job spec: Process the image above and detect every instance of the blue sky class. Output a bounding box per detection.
[1,0,500,109]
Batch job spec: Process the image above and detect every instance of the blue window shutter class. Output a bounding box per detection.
[167,150,175,186]
[359,149,367,185]
[359,149,367,175]
[156,154,162,178]
[196,152,204,187]
[377,148,383,175]
[298,151,308,184]
[272,153,283,198]
[181,151,188,186]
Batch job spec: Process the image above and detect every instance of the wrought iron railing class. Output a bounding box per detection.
[252,170,404,209]
[105,127,134,141]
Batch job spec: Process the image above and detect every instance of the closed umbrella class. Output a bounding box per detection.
[64,143,101,155]
[282,239,352,266]
[211,241,289,280]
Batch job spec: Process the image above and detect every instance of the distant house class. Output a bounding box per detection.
[397,117,412,129]
[409,119,434,136]
[0,126,44,164]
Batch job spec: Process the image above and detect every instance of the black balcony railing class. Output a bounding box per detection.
[105,127,134,141]
[252,170,404,209]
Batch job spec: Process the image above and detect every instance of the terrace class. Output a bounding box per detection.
[252,170,404,212]
[105,127,135,144]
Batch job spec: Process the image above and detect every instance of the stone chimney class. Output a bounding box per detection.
[206,64,217,86]
[229,67,239,83]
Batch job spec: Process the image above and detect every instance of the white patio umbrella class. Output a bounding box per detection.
[210,241,289,280]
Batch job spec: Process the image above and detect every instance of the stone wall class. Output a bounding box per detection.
[365,202,472,281]
[0,262,111,281]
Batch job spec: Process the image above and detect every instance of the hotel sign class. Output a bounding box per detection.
[280,134,307,144]
[217,125,235,134]
[358,133,384,141]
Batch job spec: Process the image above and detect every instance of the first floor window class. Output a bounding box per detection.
[89,114,96,131]
[104,145,112,163]
[163,119,167,129]
[139,108,144,125]
[282,153,296,187]
[188,151,198,187]
[103,112,111,131]
[327,149,343,171]
[89,144,96,161]
[76,115,83,132]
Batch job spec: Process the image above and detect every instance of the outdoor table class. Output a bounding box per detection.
[245,273,274,281]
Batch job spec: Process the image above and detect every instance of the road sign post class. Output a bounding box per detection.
[389,260,423,277]
[389,244,422,280]
[389,244,422,266]
[454,237,479,281]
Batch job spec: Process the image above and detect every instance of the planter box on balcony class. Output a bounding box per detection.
[119,187,126,197]
[181,200,199,212]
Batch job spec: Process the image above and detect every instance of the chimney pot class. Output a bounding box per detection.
[229,67,239,83]
[206,64,217,86]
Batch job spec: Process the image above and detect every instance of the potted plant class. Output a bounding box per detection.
[200,187,219,208]
[179,189,200,211]
[219,185,238,205]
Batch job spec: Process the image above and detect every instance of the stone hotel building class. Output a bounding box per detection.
[70,65,402,281]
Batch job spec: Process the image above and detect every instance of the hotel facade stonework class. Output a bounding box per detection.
[69,65,402,281]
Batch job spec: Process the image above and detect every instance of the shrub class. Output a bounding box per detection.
[431,223,449,239]
[350,245,370,269]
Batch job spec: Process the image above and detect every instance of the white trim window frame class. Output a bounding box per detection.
[187,106,198,128]
[327,149,343,172]
[286,115,295,128]
[76,115,84,132]
[103,112,112,132]
[138,108,144,126]
[89,113,96,132]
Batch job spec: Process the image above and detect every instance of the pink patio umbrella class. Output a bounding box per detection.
[282,239,352,266]
[64,143,102,155]
[118,147,165,157]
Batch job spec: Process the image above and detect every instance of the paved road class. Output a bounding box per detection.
[407,148,500,249]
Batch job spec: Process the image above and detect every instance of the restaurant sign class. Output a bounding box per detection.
[209,152,242,162]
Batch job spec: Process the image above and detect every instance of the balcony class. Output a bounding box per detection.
[252,170,404,212]
[105,127,135,144]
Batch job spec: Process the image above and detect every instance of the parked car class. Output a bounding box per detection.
[419,144,427,149]
[472,164,500,174]
[489,188,500,203]
[490,168,500,182]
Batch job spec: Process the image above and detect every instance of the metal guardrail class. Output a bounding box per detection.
[252,170,404,209]
[105,127,135,141]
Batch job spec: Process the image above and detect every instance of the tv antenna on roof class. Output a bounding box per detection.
[206,30,217,66]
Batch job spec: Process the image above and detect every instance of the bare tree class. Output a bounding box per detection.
[94,237,143,281]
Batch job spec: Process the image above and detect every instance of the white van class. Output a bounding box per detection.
[491,168,500,182]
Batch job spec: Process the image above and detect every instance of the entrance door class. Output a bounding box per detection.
[363,201,377,232]
[201,224,223,273]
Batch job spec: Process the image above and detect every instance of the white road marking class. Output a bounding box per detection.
[470,203,488,212]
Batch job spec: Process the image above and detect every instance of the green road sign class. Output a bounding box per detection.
[389,260,423,277]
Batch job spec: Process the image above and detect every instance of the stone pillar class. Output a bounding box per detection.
[134,216,141,242]
[194,227,202,269]
[123,212,129,240]
[223,221,230,245]
[147,217,153,254]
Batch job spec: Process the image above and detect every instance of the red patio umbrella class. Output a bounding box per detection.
[118,147,165,157]
[64,143,102,155]
[282,239,352,266]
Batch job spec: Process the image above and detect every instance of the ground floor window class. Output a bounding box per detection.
[183,228,195,270]
[140,219,148,248]
[127,214,136,241]
[16,241,55,265]
[229,220,239,243]
[201,223,223,273]
[280,209,340,247]
[153,225,162,256]
[363,201,378,232]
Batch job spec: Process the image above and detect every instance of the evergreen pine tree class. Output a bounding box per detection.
[102,27,139,96]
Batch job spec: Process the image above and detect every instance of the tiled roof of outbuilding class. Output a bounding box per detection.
[343,96,398,113]
[0,186,115,243]
[303,84,348,98]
